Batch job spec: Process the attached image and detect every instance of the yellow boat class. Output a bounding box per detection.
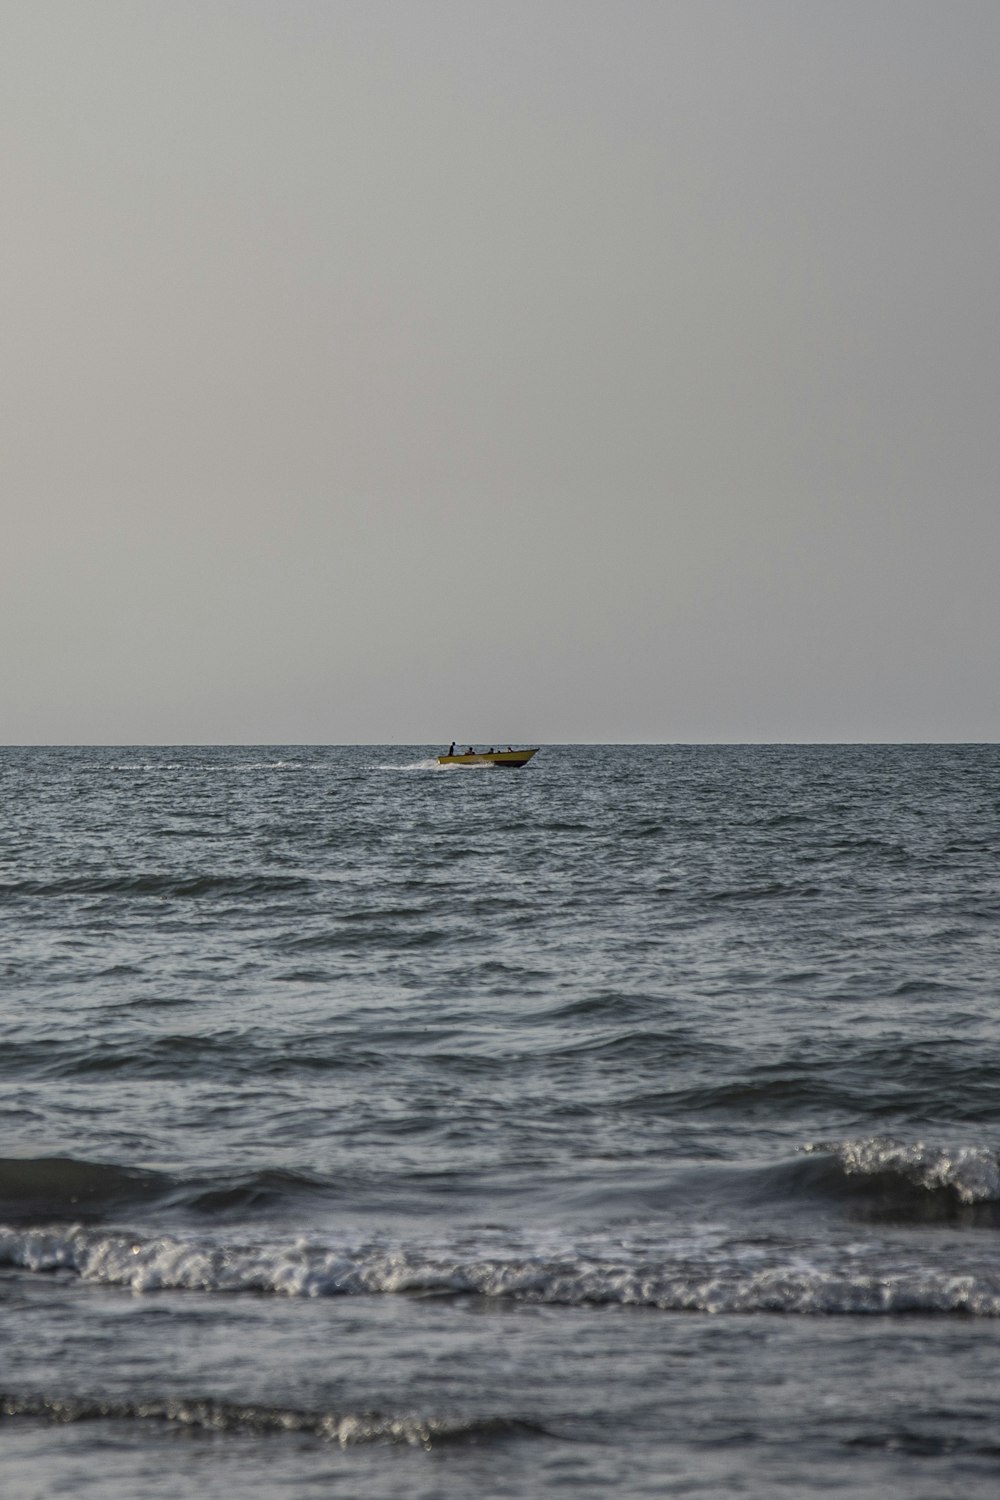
[437,747,539,769]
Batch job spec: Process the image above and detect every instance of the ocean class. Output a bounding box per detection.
[1,743,999,1497]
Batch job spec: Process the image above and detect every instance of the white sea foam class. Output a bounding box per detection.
[2,1224,999,1316]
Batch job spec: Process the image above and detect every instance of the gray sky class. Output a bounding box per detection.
[3,0,998,743]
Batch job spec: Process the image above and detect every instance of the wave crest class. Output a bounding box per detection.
[0,1392,532,1447]
[805,1137,1000,1205]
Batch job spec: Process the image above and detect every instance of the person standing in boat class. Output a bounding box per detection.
[448,742,456,756]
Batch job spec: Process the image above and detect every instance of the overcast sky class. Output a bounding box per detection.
[3,0,998,743]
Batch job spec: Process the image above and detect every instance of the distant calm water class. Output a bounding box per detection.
[2,744,1000,1498]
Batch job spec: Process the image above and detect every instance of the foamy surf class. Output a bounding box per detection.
[3,1221,999,1316]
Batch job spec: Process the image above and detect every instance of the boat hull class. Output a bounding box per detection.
[437,748,539,768]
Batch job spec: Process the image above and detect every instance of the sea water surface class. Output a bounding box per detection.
[1,744,999,1497]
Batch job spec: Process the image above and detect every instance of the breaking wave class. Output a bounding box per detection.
[4,1134,1000,1231]
[802,1137,1000,1207]
[2,1219,1000,1316]
[4,1139,1000,1317]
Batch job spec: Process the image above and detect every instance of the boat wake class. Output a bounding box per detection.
[374,759,493,772]
[374,758,449,772]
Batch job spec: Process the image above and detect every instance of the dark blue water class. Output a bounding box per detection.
[1,744,999,1496]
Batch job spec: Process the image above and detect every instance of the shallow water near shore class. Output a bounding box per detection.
[1,743,999,1496]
